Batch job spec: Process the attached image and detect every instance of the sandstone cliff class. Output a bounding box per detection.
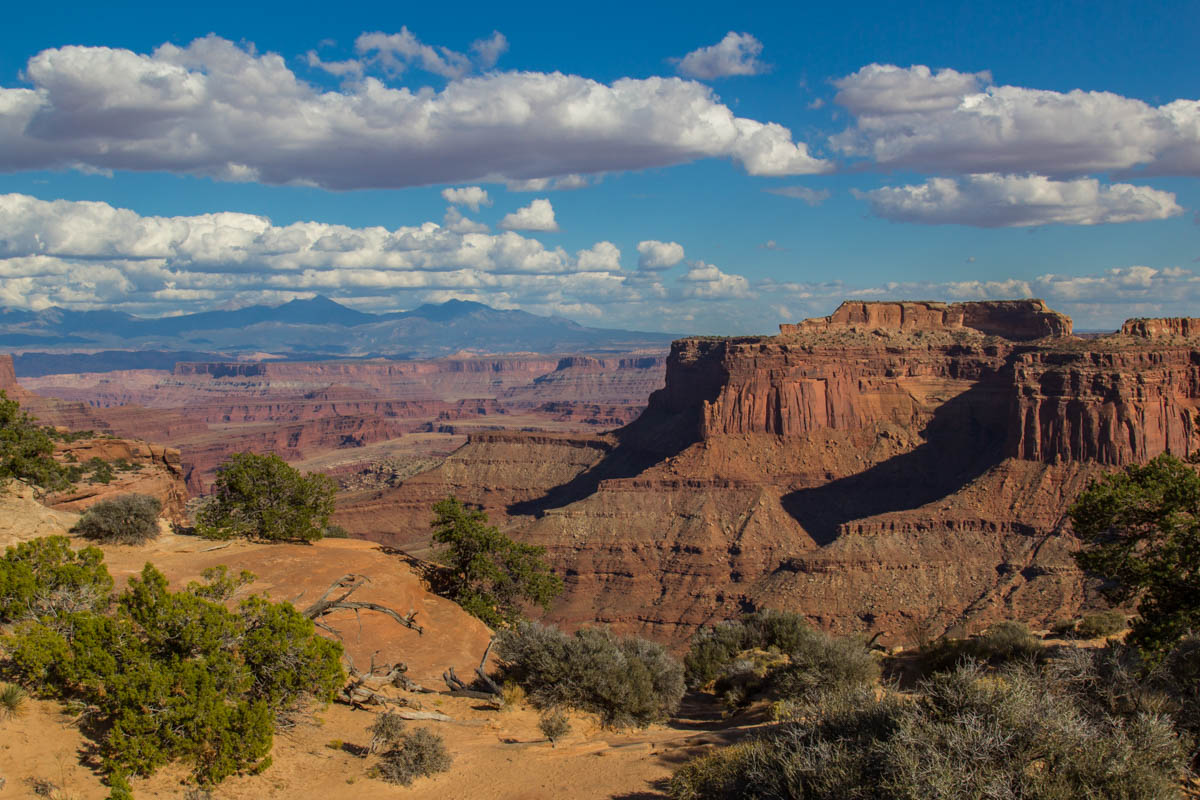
[343,303,1200,645]
[1120,317,1200,338]
[780,299,1072,340]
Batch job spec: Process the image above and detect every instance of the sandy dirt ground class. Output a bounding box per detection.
[0,495,756,799]
[0,679,752,800]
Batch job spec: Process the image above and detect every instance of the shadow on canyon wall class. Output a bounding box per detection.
[781,373,1012,546]
[510,351,1016,543]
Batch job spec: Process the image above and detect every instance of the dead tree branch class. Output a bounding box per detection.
[303,574,430,706]
[442,637,503,701]
[302,573,422,634]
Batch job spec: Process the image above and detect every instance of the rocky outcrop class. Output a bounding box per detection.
[47,437,190,521]
[345,301,1200,646]
[780,299,1072,340]
[0,482,79,547]
[0,354,20,395]
[1120,317,1200,338]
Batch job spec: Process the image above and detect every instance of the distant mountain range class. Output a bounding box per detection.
[1,297,677,374]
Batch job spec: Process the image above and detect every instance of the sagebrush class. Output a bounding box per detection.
[497,621,685,727]
[685,610,879,707]
[71,493,162,544]
[374,728,451,786]
[670,660,1185,800]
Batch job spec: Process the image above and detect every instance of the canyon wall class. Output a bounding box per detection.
[343,302,1200,645]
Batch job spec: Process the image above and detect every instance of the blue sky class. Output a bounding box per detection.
[0,0,1197,333]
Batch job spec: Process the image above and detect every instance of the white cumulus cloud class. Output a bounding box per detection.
[831,63,1200,177]
[576,241,622,271]
[675,32,767,79]
[499,198,559,232]
[856,174,1182,227]
[636,240,685,271]
[441,186,491,211]
[678,261,752,298]
[0,36,829,189]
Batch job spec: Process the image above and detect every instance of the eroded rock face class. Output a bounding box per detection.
[345,302,1200,647]
[780,299,1072,340]
[1009,347,1200,465]
[20,352,666,492]
[1120,317,1200,338]
[47,437,190,522]
[0,354,17,392]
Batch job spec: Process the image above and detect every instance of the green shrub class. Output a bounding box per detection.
[196,452,336,543]
[538,707,571,743]
[322,524,350,539]
[429,497,561,627]
[85,457,115,485]
[496,622,685,728]
[773,630,880,703]
[686,610,878,706]
[0,390,70,491]
[0,536,112,623]
[669,663,1186,800]
[1069,453,1200,655]
[668,742,758,800]
[1157,635,1200,769]
[374,728,451,786]
[71,494,162,545]
[974,620,1043,661]
[186,565,256,602]
[1050,637,1200,770]
[1075,610,1128,639]
[4,545,344,787]
[684,620,747,688]
[1050,618,1078,638]
[685,610,817,688]
[0,682,26,719]
[919,620,1043,674]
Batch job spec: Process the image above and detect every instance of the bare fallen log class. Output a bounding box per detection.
[394,710,453,722]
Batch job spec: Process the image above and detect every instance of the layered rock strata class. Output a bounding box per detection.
[343,301,1200,645]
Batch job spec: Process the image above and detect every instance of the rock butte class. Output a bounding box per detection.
[339,300,1200,645]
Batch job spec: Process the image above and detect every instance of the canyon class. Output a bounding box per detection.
[6,352,667,492]
[336,301,1200,645]
[9,299,1200,648]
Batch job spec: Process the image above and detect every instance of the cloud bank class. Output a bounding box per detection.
[832,63,1200,177]
[858,174,1182,227]
[0,192,1194,333]
[0,35,828,189]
